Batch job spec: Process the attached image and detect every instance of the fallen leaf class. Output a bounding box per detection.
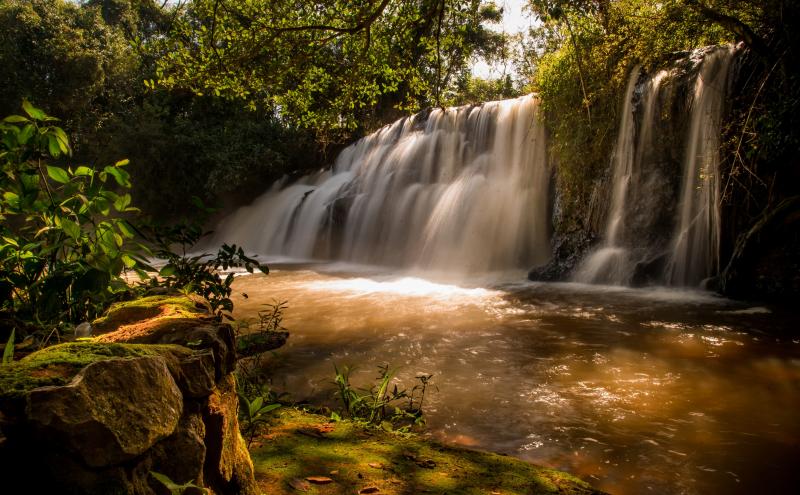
[306,476,334,484]
[358,487,380,494]
[416,459,436,469]
[368,462,383,469]
[330,470,340,475]
[288,478,310,491]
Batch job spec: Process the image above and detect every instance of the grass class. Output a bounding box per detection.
[250,408,603,495]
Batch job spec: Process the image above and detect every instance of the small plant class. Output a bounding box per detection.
[332,363,435,431]
[238,390,282,448]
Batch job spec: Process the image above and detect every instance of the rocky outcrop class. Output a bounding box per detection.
[0,296,261,495]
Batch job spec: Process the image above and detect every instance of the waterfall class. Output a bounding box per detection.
[573,45,736,287]
[209,95,552,274]
[666,46,736,286]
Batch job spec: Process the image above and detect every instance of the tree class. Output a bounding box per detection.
[147,0,506,139]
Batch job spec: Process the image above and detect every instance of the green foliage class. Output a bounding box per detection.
[526,0,733,218]
[333,364,433,431]
[149,471,208,495]
[238,390,282,448]
[234,299,289,445]
[525,0,800,238]
[449,74,521,106]
[148,0,506,137]
[147,218,268,321]
[0,101,149,325]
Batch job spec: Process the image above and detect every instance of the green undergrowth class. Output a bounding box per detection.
[250,408,602,495]
[0,341,189,400]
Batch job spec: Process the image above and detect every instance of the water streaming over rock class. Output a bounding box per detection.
[573,45,737,287]
[666,46,737,286]
[209,95,552,273]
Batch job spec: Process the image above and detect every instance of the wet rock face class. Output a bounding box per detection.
[0,298,261,495]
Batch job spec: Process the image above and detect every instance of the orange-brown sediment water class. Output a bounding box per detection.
[232,265,800,495]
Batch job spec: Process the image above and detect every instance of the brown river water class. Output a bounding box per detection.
[230,264,800,495]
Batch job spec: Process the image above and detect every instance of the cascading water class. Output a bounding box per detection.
[574,45,736,287]
[573,67,670,284]
[666,46,736,286]
[209,95,552,274]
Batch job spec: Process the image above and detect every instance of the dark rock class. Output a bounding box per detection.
[631,253,668,287]
[177,351,217,398]
[27,356,183,468]
[138,411,207,494]
[236,331,289,358]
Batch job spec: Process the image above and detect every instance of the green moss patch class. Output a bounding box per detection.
[250,408,603,495]
[0,341,189,399]
[92,295,207,334]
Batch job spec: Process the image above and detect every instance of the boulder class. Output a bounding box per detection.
[27,355,183,468]
[0,296,274,495]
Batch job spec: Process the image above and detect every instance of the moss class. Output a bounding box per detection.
[250,408,603,495]
[0,341,190,399]
[92,295,207,333]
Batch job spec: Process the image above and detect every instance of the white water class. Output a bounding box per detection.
[575,46,736,287]
[209,95,551,274]
[667,46,736,285]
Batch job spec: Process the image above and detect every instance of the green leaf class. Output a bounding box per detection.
[115,159,130,167]
[2,329,14,365]
[117,220,135,238]
[1,236,19,247]
[60,218,81,240]
[46,165,70,184]
[52,127,71,154]
[114,193,131,212]
[121,254,137,268]
[74,166,93,177]
[104,165,131,187]
[94,196,111,216]
[18,124,35,144]
[159,264,177,277]
[47,135,61,157]
[22,100,45,120]
[2,115,28,123]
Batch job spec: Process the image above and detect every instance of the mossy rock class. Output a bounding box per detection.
[250,408,604,495]
[92,294,209,334]
[0,341,190,401]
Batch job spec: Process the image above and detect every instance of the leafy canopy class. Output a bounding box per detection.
[149,0,506,137]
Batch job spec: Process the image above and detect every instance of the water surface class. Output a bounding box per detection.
[232,265,800,495]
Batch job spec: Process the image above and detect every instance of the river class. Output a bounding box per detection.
[231,263,800,495]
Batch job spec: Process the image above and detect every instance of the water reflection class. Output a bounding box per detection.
[231,266,800,495]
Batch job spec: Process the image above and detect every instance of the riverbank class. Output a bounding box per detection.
[251,407,602,495]
[0,294,603,495]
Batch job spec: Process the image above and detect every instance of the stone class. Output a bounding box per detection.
[203,374,258,495]
[134,410,207,494]
[27,356,183,467]
[177,351,217,398]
